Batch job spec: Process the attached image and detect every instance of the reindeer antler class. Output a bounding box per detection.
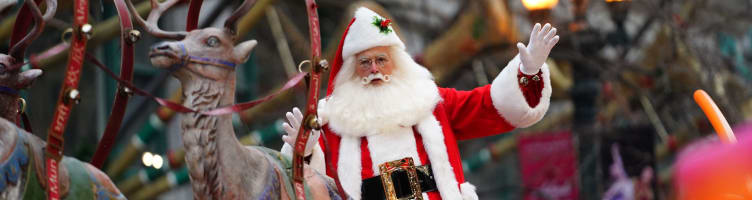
[126,0,187,40]
[223,0,258,37]
[8,0,56,65]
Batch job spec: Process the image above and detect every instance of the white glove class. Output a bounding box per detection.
[281,107,320,156]
[517,23,559,75]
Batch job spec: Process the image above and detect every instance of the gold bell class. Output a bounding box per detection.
[17,98,26,114]
[119,86,133,97]
[127,30,141,44]
[80,24,93,39]
[318,59,329,71]
[305,115,321,130]
[61,28,74,44]
[64,89,81,105]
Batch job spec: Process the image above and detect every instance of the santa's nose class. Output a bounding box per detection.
[369,63,380,74]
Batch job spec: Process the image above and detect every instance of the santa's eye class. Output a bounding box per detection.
[0,63,6,74]
[206,36,221,47]
[359,59,371,67]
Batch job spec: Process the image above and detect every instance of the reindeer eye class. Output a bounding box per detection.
[206,36,221,47]
[0,63,6,73]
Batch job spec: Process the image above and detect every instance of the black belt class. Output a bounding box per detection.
[361,164,438,200]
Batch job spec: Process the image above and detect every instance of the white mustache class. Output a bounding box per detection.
[361,73,391,85]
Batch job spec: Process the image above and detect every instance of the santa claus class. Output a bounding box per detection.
[281,7,558,200]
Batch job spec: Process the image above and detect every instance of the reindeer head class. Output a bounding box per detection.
[0,54,43,92]
[0,54,42,120]
[1,0,55,90]
[2,0,55,82]
[127,0,257,81]
[148,28,257,81]
[0,0,53,119]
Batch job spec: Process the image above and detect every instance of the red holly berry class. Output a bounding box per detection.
[381,19,391,28]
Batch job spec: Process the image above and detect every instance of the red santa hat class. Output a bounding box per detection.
[327,7,405,96]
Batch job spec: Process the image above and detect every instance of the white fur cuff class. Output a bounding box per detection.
[490,55,552,128]
[310,144,325,173]
[280,143,326,174]
[460,182,479,200]
[280,143,293,160]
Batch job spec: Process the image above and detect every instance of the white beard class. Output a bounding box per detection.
[322,48,441,137]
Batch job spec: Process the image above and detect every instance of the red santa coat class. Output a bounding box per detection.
[277,7,552,199]
[306,56,551,200]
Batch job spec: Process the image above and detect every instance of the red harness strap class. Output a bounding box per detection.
[85,53,308,116]
[90,0,136,168]
[186,0,203,31]
[45,0,89,199]
[92,0,207,167]
[293,0,346,199]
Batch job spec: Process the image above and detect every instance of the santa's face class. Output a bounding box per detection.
[354,46,395,86]
[323,46,440,136]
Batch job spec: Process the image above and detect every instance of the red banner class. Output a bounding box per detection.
[518,131,579,200]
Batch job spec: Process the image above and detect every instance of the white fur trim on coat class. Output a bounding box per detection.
[334,114,466,199]
[460,182,479,200]
[341,7,405,60]
[490,55,552,128]
[416,116,463,199]
[310,145,325,173]
[337,136,363,199]
[366,127,422,173]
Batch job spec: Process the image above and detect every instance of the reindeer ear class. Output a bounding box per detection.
[17,69,42,88]
[234,40,258,63]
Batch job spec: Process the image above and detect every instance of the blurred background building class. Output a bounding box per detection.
[2,0,752,199]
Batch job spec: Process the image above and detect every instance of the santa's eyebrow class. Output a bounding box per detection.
[374,53,388,58]
[357,53,388,60]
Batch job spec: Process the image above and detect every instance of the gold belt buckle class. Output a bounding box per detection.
[378,157,423,200]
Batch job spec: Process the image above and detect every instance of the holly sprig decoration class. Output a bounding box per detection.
[372,16,393,34]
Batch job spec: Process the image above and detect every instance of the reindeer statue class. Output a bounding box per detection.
[125,0,341,199]
[0,56,126,200]
[0,1,126,199]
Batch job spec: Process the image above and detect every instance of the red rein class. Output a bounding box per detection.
[45,0,89,199]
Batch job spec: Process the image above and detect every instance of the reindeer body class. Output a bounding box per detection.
[178,76,282,199]
[0,0,125,198]
[0,54,125,199]
[147,26,340,199]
